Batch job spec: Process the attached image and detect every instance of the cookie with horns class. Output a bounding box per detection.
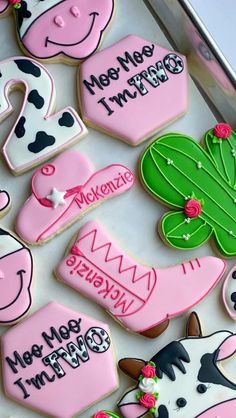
[0,0,114,63]
[118,312,236,418]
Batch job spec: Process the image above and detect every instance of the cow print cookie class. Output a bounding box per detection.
[118,312,236,418]
[222,264,236,320]
[1,302,119,417]
[0,56,87,175]
[56,220,225,338]
[0,228,33,325]
[0,0,114,64]
[15,151,135,245]
[79,35,188,146]
[140,123,236,257]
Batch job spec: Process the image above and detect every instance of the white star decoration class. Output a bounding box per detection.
[47,187,66,209]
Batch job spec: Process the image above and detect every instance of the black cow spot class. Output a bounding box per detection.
[231,292,236,310]
[58,112,75,127]
[0,72,2,78]
[15,116,26,138]
[28,90,44,109]
[158,405,169,418]
[15,1,32,29]
[14,59,41,78]
[28,132,55,154]
[82,352,88,358]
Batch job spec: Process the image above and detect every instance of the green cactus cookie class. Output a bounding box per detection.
[140,123,236,257]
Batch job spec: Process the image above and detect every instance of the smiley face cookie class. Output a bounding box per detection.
[0,0,114,64]
[0,228,33,325]
[1,302,119,417]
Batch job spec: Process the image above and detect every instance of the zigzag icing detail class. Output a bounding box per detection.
[76,227,156,292]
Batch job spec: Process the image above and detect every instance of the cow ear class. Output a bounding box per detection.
[217,335,236,361]
[0,1,10,14]
[119,358,146,380]
[186,312,202,337]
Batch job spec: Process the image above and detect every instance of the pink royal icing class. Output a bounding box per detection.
[15,151,135,245]
[0,0,114,62]
[0,228,33,324]
[56,221,226,335]
[79,35,188,146]
[213,123,232,139]
[0,190,10,214]
[184,199,202,218]
[1,302,118,417]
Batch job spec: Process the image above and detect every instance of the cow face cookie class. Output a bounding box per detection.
[0,190,11,216]
[1,302,118,417]
[0,56,87,175]
[56,220,225,338]
[222,264,236,320]
[15,151,135,245]
[0,0,114,63]
[79,35,188,146]
[118,313,236,418]
[0,228,33,325]
[140,123,236,257]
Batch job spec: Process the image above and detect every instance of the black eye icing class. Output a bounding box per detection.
[176,398,187,408]
[197,384,208,394]
[232,270,236,279]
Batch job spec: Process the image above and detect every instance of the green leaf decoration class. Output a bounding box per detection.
[205,129,236,188]
[104,411,121,418]
[140,130,236,256]
[161,211,213,249]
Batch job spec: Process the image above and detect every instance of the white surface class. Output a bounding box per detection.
[189,0,236,72]
[0,1,235,417]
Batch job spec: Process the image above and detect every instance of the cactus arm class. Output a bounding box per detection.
[204,128,236,187]
[161,212,213,249]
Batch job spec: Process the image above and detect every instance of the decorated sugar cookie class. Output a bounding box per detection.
[79,35,188,146]
[118,312,236,418]
[140,123,236,256]
[16,151,135,245]
[0,0,114,63]
[56,220,225,338]
[0,228,33,325]
[0,56,87,175]
[0,190,11,216]
[222,264,236,320]
[1,302,118,417]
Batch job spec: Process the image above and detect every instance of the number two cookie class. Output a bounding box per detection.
[0,57,87,174]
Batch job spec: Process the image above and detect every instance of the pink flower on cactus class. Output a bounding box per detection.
[93,411,109,418]
[141,364,156,378]
[214,123,232,139]
[9,0,21,4]
[184,199,202,218]
[139,393,156,409]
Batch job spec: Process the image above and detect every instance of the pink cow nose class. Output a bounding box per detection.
[70,6,80,17]
[54,15,65,27]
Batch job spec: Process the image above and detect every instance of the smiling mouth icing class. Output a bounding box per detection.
[45,12,99,48]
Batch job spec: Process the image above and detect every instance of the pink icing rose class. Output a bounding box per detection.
[184,199,202,218]
[213,123,232,139]
[139,393,156,409]
[93,412,109,418]
[141,364,156,378]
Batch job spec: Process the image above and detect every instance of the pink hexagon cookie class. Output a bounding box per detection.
[79,35,188,146]
[1,302,119,417]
